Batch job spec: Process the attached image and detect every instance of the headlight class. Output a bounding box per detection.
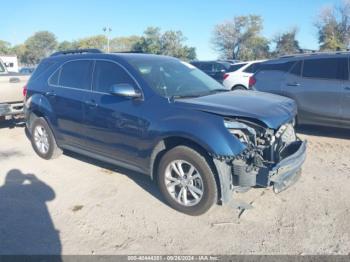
[275,123,296,145]
[224,119,257,144]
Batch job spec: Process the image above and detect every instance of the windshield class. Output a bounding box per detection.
[126,56,227,98]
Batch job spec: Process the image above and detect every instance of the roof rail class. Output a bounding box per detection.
[50,49,103,57]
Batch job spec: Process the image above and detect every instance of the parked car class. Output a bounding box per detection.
[190,60,231,83]
[24,49,306,215]
[19,67,35,75]
[0,59,30,119]
[223,60,266,90]
[252,52,350,128]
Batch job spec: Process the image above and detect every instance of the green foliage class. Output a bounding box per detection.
[273,28,300,56]
[73,35,107,50]
[0,40,11,54]
[110,36,142,52]
[316,1,350,51]
[133,27,197,60]
[212,15,269,60]
[21,31,57,65]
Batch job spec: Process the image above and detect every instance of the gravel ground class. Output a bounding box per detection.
[0,120,349,255]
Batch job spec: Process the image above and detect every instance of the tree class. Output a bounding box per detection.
[316,1,350,50]
[73,35,107,51]
[133,27,197,60]
[0,40,11,54]
[273,28,300,56]
[212,15,269,60]
[110,36,141,52]
[57,41,75,51]
[11,44,26,64]
[23,31,57,65]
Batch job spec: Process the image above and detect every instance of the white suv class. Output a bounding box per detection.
[223,60,266,90]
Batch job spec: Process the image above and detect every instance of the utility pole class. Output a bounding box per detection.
[103,27,112,53]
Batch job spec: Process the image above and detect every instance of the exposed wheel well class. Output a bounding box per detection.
[151,136,222,202]
[231,85,247,91]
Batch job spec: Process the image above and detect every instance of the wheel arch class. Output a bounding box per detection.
[150,136,222,202]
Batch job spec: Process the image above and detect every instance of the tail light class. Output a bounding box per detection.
[23,85,28,98]
[248,76,256,88]
[223,73,230,80]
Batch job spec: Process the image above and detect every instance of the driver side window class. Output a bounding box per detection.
[93,61,136,93]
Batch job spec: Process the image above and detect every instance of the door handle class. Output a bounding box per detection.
[344,87,350,91]
[287,82,301,87]
[45,91,56,97]
[85,100,98,108]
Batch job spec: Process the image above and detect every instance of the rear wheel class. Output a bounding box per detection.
[157,146,218,216]
[30,117,62,160]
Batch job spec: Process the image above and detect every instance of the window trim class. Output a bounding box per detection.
[301,57,349,81]
[48,58,144,99]
[91,59,143,98]
[48,58,94,92]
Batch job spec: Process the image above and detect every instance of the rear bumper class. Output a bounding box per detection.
[0,102,24,117]
[269,140,307,193]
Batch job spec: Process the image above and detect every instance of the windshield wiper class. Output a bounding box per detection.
[208,88,230,94]
[170,94,202,100]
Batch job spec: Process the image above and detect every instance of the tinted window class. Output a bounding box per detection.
[0,62,5,73]
[49,68,60,85]
[243,63,262,73]
[30,61,55,81]
[59,60,93,90]
[228,63,246,72]
[290,61,302,76]
[198,63,213,71]
[259,61,294,72]
[302,58,348,80]
[93,61,135,93]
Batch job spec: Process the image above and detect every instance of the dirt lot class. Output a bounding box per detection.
[0,120,349,255]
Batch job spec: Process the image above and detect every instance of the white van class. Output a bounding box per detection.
[0,55,19,73]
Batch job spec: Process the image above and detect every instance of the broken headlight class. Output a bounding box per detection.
[224,119,257,145]
[276,123,296,146]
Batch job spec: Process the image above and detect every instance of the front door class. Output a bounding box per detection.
[84,60,146,167]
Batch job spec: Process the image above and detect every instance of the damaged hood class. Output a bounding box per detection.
[175,90,297,129]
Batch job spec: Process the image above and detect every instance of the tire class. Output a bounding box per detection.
[157,146,218,216]
[30,117,62,160]
[232,85,246,91]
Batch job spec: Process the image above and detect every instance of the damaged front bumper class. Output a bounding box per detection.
[214,139,307,206]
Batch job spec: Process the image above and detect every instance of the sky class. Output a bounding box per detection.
[0,0,343,59]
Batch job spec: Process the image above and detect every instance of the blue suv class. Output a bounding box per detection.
[24,49,306,215]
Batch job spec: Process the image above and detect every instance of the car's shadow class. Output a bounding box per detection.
[0,118,25,129]
[64,151,166,205]
[297,124,350,140]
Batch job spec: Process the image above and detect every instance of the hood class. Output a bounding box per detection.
[175,91,296,129]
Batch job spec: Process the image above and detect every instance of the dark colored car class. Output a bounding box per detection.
[253,52,350,128]
[190,61,231,82]
[24,49,306,215]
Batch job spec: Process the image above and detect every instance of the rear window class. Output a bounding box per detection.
[59,60,93,90]
[243,63,262,73]
[228,63,246,72]
[30,60,55,81]
[290,61,302,76]
[302,58,348,80]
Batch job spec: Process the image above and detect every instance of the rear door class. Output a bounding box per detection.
[340,56,350,124]
[47,59,93,146]
[295,57,346,124]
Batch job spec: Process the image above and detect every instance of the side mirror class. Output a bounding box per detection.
[109,84,142,99]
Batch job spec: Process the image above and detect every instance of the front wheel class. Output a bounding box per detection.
[157,146,218,216]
